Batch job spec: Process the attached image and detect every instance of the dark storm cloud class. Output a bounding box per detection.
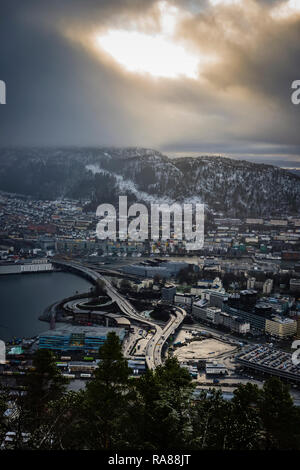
[0,0,161,146]
[0,0,299,163]
[174,0,300,151]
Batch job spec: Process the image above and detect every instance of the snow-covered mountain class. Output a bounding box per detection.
[0,147,299,216]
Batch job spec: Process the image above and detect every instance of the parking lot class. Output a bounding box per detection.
[236,344,300,382]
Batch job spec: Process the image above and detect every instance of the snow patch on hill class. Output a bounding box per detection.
[86,164,173,205]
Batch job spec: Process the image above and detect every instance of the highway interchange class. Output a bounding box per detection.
[49,260,300,407]
[53,260,186,369]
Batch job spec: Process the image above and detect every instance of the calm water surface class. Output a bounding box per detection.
[0,272,92,341]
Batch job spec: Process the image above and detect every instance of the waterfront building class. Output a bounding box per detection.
[38,325,125,352]
[0,258,53,275]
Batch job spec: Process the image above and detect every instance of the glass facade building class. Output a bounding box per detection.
[39,325,125,352]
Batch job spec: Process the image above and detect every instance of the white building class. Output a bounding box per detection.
[265,316,297,339]
[247,277,256,289]
[263,279,273,295]
[174,293,194,306]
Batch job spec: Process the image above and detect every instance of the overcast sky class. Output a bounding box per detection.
[0,0,299,166]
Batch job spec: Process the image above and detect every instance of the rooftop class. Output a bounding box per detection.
[39,325,125,338]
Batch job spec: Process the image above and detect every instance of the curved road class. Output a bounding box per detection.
[53,260,186,369]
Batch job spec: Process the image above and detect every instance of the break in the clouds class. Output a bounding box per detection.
[0,0,299,163]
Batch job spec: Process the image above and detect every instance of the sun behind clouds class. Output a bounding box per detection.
[94,1,218,80]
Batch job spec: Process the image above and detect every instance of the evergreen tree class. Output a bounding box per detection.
[29,391,85,450]
[259,377,300,449]
[0,384,9,443]
[82,332,134,449]
[23,349,67,430]
[228,383,265,450]
[135,358,194,449]
[191,388,230,450]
